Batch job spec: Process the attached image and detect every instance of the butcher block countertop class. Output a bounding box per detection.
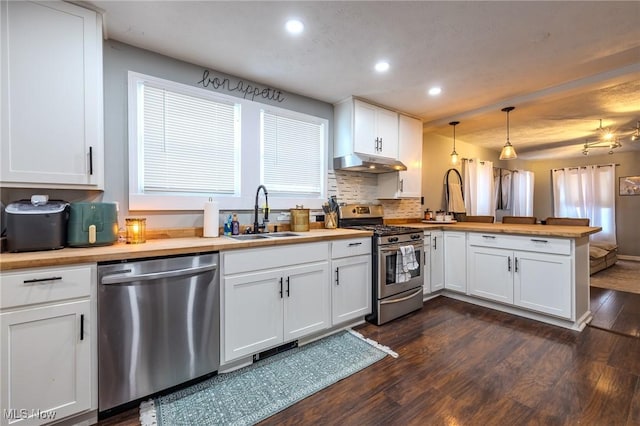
[411,222,601,238]
[0,228,372,271]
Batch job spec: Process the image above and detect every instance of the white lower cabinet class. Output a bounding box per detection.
[514,251,572,318]
[467,246,514,304]
[443,231,466,293]
[222,243,330,363]
[430,230,444,291]
[0,264,96,426]
[423,232,431,295]
[467,234,573,319]
[330,238,372,325]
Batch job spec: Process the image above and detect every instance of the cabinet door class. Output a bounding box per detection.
[332,255,372,324]
[353,100,378,155]
[1,300,91,426]
[397,115,422,197]
[1,1,103,189]
[376,108,399,159]
[430,231,444,291]
[444,232,467,293]
[283,262,330,340]
[467,246,514,304]
[514,251,572,319]
[223,270,284,361]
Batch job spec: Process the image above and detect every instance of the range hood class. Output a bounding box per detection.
[333,153,407,174]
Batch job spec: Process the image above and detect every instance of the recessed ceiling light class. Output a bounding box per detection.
[374,61,390,73]
[428,87,442,96]
[285,19,304,35]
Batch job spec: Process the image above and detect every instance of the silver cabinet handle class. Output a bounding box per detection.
[508,256,511,272]
[531,239,548,243]
[482,235,496,239]
[433,236,437,250]
[515,257,519,272]
[101,264,217,284]
[348,242,362,247]
[400,179,404,192]
[335,267,340,285]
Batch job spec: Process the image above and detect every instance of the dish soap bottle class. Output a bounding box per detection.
[231,213,240,235]
[224,215,232,236]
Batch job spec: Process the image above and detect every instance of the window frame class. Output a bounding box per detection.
[259,106,327,204]
[127,71,328,211]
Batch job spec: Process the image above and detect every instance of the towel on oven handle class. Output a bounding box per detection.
[395,245,418,283]
[400,245,419,272]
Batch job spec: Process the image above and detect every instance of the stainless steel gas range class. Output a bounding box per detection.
[338,204,424,325]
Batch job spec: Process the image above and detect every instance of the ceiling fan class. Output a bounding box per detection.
[581,119,622,155]
[630,120,640,141]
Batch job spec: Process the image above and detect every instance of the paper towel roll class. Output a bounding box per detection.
[203,200,219,238]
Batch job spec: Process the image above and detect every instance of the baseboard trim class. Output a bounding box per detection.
[618,255,640,262]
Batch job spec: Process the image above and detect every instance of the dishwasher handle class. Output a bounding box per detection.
[101,263,217,285]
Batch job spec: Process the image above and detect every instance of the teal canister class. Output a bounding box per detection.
[67,202,118,247]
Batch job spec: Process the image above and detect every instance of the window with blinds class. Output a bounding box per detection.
[260,110,325,196]
[140,84,239,194]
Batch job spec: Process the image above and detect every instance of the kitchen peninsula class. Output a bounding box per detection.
[414,221,601,332]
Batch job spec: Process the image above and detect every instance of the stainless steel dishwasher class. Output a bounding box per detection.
[97,252,219,413]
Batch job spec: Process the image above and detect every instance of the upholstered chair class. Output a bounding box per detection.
[502,216,537,224]
[461,215,495,223]
[545,217,590,226]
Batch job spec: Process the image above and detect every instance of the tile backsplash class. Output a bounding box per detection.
[328,170,422,219]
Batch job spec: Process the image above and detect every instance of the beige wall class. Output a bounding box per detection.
[421,131,640,256]
[527,150,640,257]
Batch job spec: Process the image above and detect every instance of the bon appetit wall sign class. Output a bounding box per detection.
[197,69,285,103]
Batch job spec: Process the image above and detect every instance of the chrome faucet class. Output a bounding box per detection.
[253,185,269,233]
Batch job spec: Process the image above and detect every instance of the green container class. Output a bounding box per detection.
[67,202,118,247]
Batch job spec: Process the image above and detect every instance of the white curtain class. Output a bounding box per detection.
[512,170,535,216]
[464,159,495,216]
[551,164,616,244]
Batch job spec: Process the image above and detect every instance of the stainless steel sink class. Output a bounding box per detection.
[227,234,270,241]
[266,232,300,237]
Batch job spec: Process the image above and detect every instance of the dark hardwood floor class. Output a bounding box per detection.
[591,286,640,338]
[98,296,640,426]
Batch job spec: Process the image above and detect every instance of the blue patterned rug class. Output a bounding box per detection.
[139,330,396,426]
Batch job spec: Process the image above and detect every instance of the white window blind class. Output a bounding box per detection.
[141,84,238,194]
[261,110,324,196]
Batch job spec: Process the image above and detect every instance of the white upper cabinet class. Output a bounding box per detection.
[378,114,423,198]
[334,98,399,159]
[1,1,104,189]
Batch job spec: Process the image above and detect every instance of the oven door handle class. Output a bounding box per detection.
[379,243,423,253]
[379,288,423,305]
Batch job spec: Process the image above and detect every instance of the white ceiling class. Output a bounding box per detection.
[86,0,640,160]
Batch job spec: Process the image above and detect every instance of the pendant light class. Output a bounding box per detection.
[499,106,517,160]
[449,121,460,165]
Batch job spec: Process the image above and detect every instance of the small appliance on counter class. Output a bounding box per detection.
[67,202,118,247]
[290,205,310,232]
[5,195,69,252]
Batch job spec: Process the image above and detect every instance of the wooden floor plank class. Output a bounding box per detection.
[97,295,640,426]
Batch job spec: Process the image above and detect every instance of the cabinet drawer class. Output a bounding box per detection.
[223,242,329,275]
[468,233,570,255]
[331,238,371,259]
[0,264,93,309]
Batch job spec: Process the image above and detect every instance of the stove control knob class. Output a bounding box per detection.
[389,237,399,243]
